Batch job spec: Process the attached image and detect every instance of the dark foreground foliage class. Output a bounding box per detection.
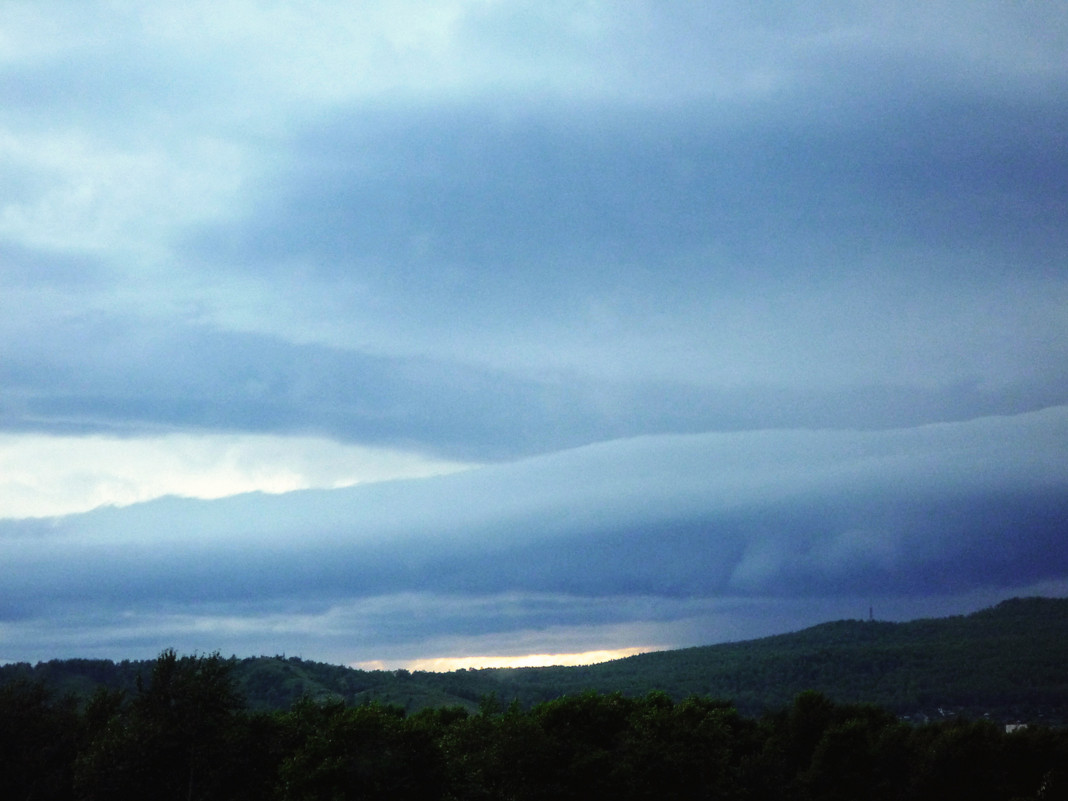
[2,650,1068,801]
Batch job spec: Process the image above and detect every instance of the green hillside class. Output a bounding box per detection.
[5,596,1067,722]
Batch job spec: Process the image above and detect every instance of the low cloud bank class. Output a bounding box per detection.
[2,407,1065,663]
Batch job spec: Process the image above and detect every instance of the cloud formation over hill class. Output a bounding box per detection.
[3,408,1066,663]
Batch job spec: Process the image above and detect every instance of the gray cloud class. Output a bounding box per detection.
[169,89,1068,408]
[3,311,1065,460]
[191,94,1068,279]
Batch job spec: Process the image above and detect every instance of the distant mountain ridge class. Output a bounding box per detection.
[4,596,1067,722]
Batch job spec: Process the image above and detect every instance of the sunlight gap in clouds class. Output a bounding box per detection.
[355,648,654,672]
[0,432,475,519]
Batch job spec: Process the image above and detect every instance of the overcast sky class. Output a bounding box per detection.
[2,1,1067,668]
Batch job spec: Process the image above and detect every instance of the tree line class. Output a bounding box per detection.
[8,597,1066,724]
[3,649,1067,801]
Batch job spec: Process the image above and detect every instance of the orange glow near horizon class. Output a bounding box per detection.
[353,646,656,673]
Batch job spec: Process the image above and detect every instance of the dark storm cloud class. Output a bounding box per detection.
[3,408,1065,629]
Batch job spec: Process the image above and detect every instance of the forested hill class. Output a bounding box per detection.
[4,596,1067,722]
[557,596,1068,721]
